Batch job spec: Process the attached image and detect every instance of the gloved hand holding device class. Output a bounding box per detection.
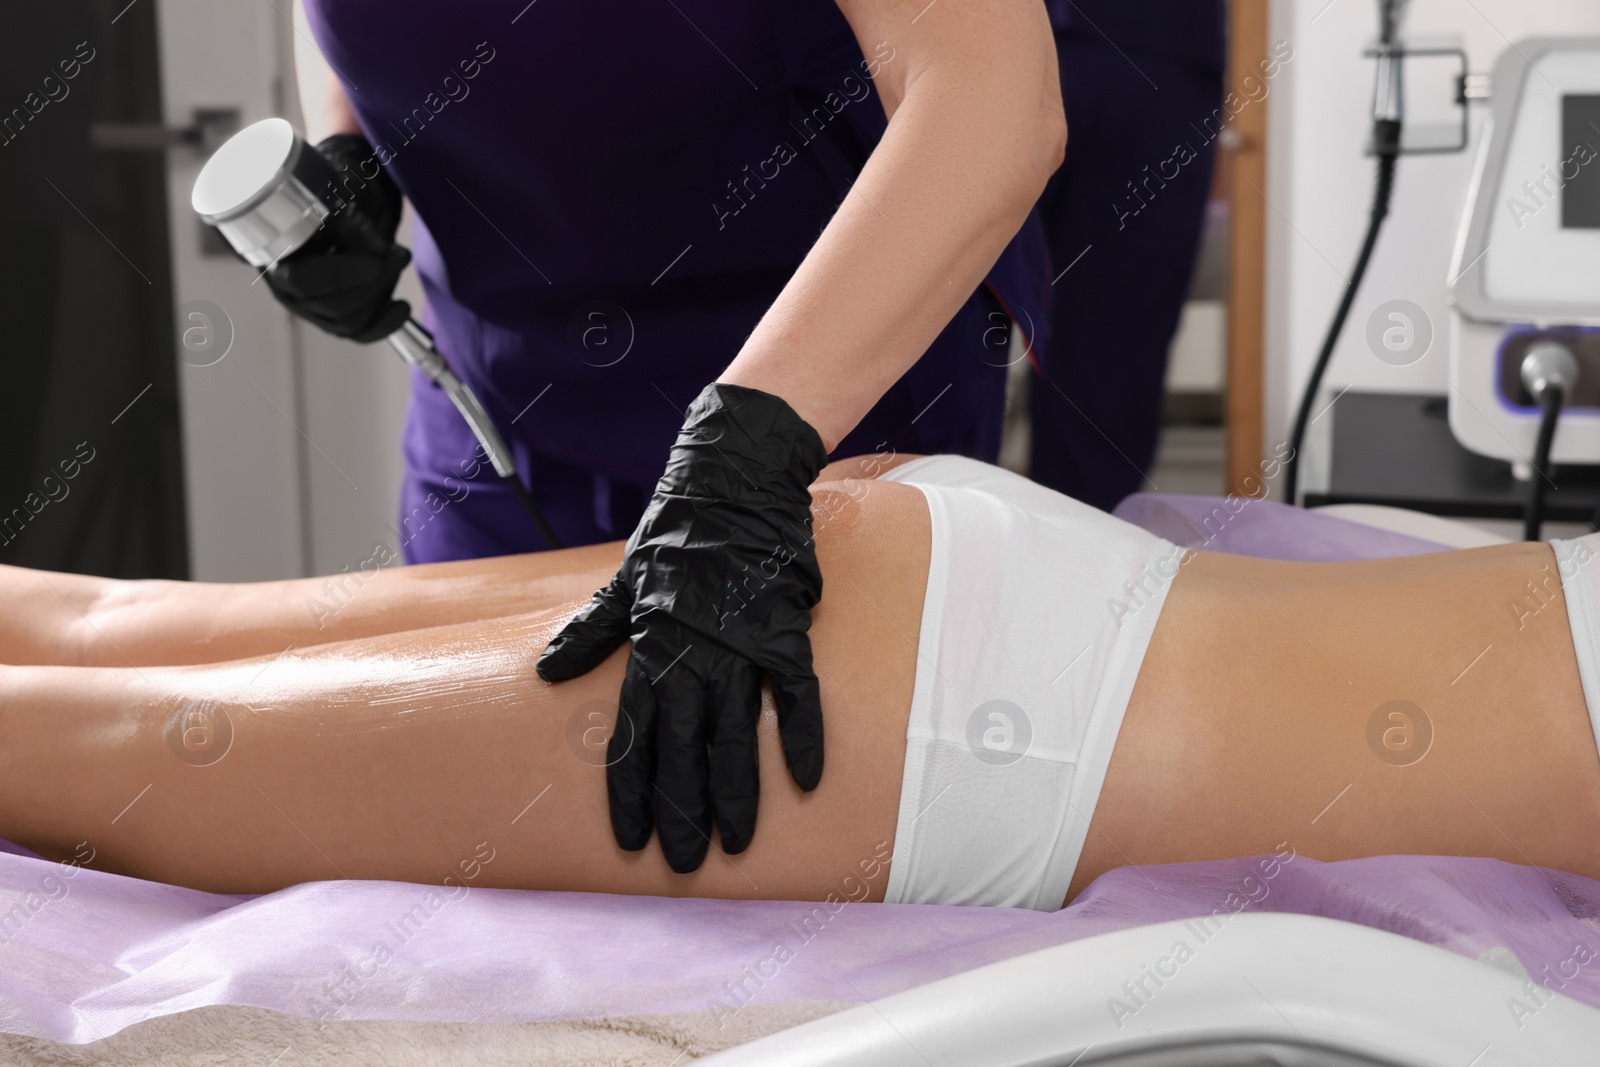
[537,382,828,873]
[192,118,563,548]
[261,132,412,344]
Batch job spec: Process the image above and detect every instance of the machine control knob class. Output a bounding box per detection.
[1521,342,1580,399]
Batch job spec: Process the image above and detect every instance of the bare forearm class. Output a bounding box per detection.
[719,0,1064,450]
[320,77,363,138]
[292,0,362,141]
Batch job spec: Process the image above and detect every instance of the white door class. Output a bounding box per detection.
[156,0,411,581]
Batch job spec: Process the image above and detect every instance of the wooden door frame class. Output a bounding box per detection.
[1225,0,1270,496]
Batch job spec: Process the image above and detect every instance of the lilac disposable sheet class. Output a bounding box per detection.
[1113,491,1453,562]
[4,494,1588,1044]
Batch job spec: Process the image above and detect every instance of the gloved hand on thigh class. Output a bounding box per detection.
[537,382,828,873]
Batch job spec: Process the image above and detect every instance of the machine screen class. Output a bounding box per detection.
[1562,94,1600,229]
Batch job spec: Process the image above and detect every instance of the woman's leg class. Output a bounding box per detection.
[0,543,626,668]
[0,482,927,901]
[1,457,907,668]
[1072,540,1600,899]
[24,468,1600,911]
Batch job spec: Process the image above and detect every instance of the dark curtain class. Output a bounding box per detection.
[0,0,187,577]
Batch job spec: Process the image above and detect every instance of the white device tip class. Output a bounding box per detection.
[191,117,298,221]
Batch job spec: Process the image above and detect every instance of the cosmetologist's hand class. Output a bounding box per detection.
[263,132,411,343]
[536,382,828,873]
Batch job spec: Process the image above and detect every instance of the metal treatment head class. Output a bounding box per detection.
[191,118,332,268]
[1521,341,1581,399]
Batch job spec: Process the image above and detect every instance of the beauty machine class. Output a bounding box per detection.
[191,118,561,548]
[1449,38,1600,537]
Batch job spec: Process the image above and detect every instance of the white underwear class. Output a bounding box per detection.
[1552,532,1600,764]
[877,456,1183,911]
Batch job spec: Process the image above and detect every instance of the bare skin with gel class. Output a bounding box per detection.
[1,455,1598,911]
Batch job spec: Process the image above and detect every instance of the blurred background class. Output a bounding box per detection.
[5,0,1599,582]
[1,0,414,582]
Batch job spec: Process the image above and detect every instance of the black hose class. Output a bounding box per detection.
[1525,385,1564,542]
[1282,147,1399,504]
[504,471,564,550]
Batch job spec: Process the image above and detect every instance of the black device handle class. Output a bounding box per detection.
[283,136,394,260]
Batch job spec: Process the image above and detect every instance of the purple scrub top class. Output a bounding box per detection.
[302,0,1052,503]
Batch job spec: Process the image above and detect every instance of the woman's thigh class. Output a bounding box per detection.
[46,543,631,668]
[12,455,926,668]
[3,481,929,901]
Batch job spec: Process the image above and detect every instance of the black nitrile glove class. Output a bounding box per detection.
[315,133,405,242]
[265,245,412,342]
[264,133,411,343]
[536,382,828,873]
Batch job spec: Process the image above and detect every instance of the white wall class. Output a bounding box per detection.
[1167,301,1227,391]
[159,0,307,580]
[1263,0,1600,487]
[289,0,415,577]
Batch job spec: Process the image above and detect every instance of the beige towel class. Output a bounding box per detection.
[0,1001,853,1065]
